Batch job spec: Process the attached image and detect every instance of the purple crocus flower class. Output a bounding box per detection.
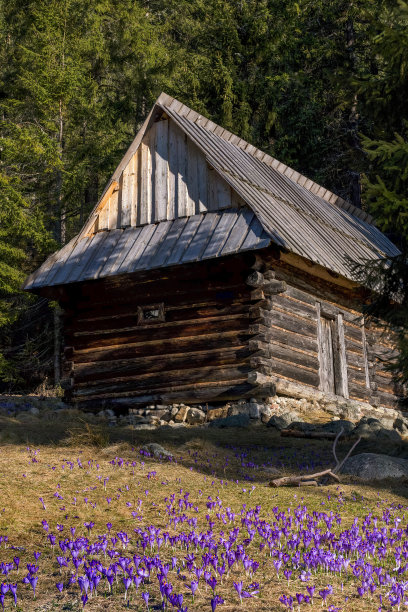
[56,582,64,593]
[211,595,224,611]
[234,581,243,603]
[123,577,131,599]
[306,585,315,600]
[28,575,38,598]
[142,591,149,609]
[9,583,17,605]
[188,580,198,599]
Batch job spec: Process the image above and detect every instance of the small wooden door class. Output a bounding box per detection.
[318,312,348,397]
[320,317,337,394]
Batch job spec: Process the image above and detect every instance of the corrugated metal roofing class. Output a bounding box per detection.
[159,104,400,279]
[24,92,400,292]
[24,209,270,290]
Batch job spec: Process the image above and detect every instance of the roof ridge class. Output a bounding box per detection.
[157,93,374,226]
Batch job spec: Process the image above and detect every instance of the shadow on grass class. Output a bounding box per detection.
[3,410,408,499]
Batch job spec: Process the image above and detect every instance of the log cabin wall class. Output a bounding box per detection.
[61,248,399,411]
[62,255,258,408]
[247,255,399,409]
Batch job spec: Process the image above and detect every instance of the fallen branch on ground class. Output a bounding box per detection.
[269,427,361,487]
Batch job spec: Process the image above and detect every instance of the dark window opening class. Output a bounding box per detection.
[137,303,165,324]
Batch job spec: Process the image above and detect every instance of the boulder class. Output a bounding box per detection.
[140,443,173,459]
[228,401,250,417]
[320,419,355,435]
[353,417,401,443]
[174,406,189,423]
[185,407,206,425]
[394,417,408,436]
[260,406,273,424]
[209,414,250,428]
[341,453,408,481]
[266,411,301,430]
[338,400,362,422]
[206,406,229,421]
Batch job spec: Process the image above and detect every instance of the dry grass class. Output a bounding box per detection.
[0,415,407,611]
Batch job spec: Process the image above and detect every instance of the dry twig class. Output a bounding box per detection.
[269,427,361,488]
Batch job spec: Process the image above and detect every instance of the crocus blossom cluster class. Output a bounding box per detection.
[0,443,407,610]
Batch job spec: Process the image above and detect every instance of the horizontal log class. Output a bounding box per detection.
[69,317,250,351]
[249,324,318,353]
[345,337,365,355]
[347,366,369,386]
[250,354,318,377]
[268,342,318,370]
[263,280,287,295]
[74,364,251,396]
[71,312,248,339]
[262,310,317,338]
[74,280,251,316]
[72,330,250,363]
[247,371,272,386]
[74,378,252,403]
[283,284,316,306]
[266,358,320,387]
[68,301,252,334]
[271,293,317,322]
[346,351,370,369]
[367,344,398,361]
[344,323,364,343]
[269,262,363,310]
[74,346,250,383]
[347,381,372,402]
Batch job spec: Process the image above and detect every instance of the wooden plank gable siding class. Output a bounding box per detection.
[93,117,243,233]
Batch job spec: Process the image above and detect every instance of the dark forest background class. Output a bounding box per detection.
[1,0,407,392]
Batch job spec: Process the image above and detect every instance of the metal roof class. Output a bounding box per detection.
[159,103,399,279]
[24,93,400,292]
[24,210,270,290]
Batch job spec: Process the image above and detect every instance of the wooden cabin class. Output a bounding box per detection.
[24,93,401,411]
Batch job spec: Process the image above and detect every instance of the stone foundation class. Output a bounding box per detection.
[100,392,403,431]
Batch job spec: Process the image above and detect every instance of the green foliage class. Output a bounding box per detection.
[0,0,407,388]
[362,130,408,240]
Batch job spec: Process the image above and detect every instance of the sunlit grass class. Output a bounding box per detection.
[0,413,407,610]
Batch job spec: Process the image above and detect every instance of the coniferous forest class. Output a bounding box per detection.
[1,0,407,391]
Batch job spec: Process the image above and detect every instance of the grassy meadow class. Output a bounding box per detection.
[0,407,407,611]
